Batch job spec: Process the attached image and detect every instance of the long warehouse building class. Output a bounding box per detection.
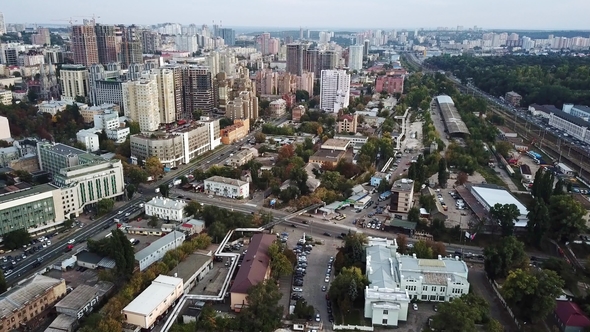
[435,95,470,137]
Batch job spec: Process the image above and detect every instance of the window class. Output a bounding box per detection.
[383,310,388,315]
[440,287,446,293]
[421,295,427,300]
[431,286,437,292]
[382,319,388,325]
[423,286,428,291]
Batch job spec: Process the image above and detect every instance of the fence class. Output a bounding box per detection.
[332,324,374,331]
[486,277,522,330]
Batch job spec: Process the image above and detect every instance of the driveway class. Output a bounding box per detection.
[468,266,517,331]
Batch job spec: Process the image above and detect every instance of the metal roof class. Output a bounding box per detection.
[134,231,185,262]
[55,283,112,311]
[435,95,470,135]
[470,185,528,215]
[549,108,590,129]
[0,275,63,318]
[366,245,399,288]
[123,275,183,316]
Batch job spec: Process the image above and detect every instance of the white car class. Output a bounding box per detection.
[413,303,418,311]
[324,276,330,283]
[117,211,122,214]
[67,239,75,244]
[315,314,321,322]
[125,213,130,217]
[46,241,51,246]
[292,287,303,292]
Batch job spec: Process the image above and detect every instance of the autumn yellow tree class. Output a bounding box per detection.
[145,156,164,178]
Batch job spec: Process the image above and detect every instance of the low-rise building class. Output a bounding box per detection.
[231,233,275,311]
[220,118,249,145]
[364,237,470,327]
[0,146,19,167]
[505,91,522,107]
[135,231,186,271]
[179,219,205,236]
[54,282,114,320]
[554,301,590,332]
[130,118,221,167]
[375,74,404,95]
[389,179,414,213]
[320,138,351,151]
[292,105,305,122]
[38,101,87,116]
[144,196,187,222]
[269,99,287,117]
[336,114,358,133]
[76,130,100,152]
[227,149,254,167]
[204,176,249,199]
[122,275,184,330]
[308,149,345,168]
[0,275,67,332]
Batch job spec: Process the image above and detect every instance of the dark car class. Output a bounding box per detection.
[323,232,331,237]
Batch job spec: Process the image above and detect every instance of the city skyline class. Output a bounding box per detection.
[2,0,590,31]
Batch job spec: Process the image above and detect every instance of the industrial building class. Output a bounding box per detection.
[122,275,184,330]
[135,231,186,271]
[54,282,114,319]
[468,184,528,227]
[434,95,470,137]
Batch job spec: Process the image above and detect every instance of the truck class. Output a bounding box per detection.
[379,191,392,201]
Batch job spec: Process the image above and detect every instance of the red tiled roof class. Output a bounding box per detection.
[555,301,590,328]
[181,223,193,228]
[230,233,275,294]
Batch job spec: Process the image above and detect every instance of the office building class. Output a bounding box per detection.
[32,27,51,46]
[0,184,65,236]
[95,24,119,64]
[181,66,213,113]
[135,233,186,271]
[53,157,126,212]
[375,75,404,95]
[364,238,469,327]
[225,91,259,121]
[122,275,184,329]
[88,64,125,109]
[153,68,177,124]
[204,176,250,199]
[0,115,8,140]
[0,275,67,331]
[37,142,86,177]
[130,118,220,167]
[220,118,249,145]
[122,72,160,132]
[217,28,235,46]
[59,64,89,102]
[286,43,308,75]
[337,114,358,133]
[71,25,99,67]
[231,234,275,311]
[119,25,143,69]
[389,179,414,213]
[269,99,287,117]
[145,196,187,222]
[320,69,350,112]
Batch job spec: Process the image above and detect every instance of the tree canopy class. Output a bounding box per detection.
[431,293,494,332]
[484,235,528,280]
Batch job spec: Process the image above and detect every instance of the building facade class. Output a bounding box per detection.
[320,69,350,112]
[348,45,364,71]
[269,98,287,118]
[336,114,358,133]
[375,75,404,95]
[144,196,187,221]
[204,176,249,199]
[505,91,522,107]
[71,25,99,67]
[0,89,12,105]
[389,179,414,213]
[220,118,249,145]
[122,73,160,132]
[292,105,305,122]
[76,131,100,152]
[59,65,90,102]
[37,142,86,178]
[153,67,177,124]
[94,24,118,65]
[135,232,186,271]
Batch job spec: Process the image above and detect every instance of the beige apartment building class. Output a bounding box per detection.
[389,178,415,213]
[336,114,358,133]
[122,72,160,132]
[59,64,89,102]
[221,118,249,145]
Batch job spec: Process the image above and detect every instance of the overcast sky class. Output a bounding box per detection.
[3,0,590,31]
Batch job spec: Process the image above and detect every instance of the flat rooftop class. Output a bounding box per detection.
[123,275,183,316]
[321,138,350,149]
[147,196,187,210]
[550,108,590,128]
[205,176,247,187]
[0,183,56,204]
[55,282,113,311]
[310,149,345,161]
[391,179,413,192]
[435,95,470,136]
[40,142,85,156]
[167,252,211,284]
[470,184,527,215]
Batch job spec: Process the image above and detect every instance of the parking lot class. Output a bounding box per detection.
[283,228,340,327]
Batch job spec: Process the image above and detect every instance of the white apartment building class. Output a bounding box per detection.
[0,89,12,105]
[269,99,287,117]
[135,231,186,271]
[52,158,126,212]
[144,196,187,222]
[60,64,89,102]
[0,115,9,140]
[122,73,160,132]
[204,176,249,199]
[364,237,470,327]
[348,45,364,71]
[175,35,199,53]
[153,68,176,124]
[548,109,590,143]
[76,131,100,152]
[320,69,350,112]
[93,110,130,143]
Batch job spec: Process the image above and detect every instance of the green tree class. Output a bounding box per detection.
[431,293,491,332]
[238,280,283,332]
[553,178,565,195]
[494,141,512,159]
[328,267,368,313]
[376,178,390,193]
[438,157,448,187]
[419,194,436,213]
[501,268,564,322]
[396,234,408,254]
[127,165,148,185]
[158,184,170,198]
[526,197,550,247]
[489,203,520,237]
[335,233,368,272]
[87,229,135,276]
[2,228,31,250]
[413,240,434,259]
[97,198,115,215]
[408,207,420,223]
[548,195,586,243]
[254,131,266,143]
[145,156,164,178]
[126,184,136,200]
[127,121,140,135]
[484,319,504,332]
[484,236,528,280]
[293,299,314,319]
[184,201,202,218]
[267,242,293,279]
[148,216,159,228]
